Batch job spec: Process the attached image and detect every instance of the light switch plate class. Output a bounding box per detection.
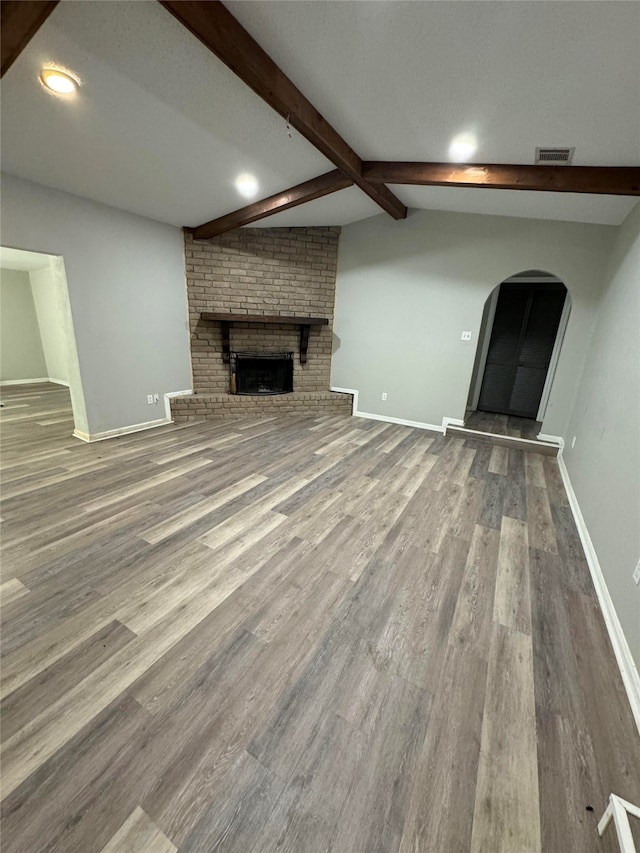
[461,331,472,341]
[633,562,640,585]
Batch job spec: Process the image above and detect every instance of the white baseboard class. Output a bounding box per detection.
[0,377,70,387]
[73,417,171,443]
[442,416,465,428]
[598,793,640,852]
[354,410,444,433]
[72,388,195,442]
[0,377,50,386]
[164,388,193,421]
[330,386,359,413]
[557,454,640,736]
[330,386,444,433]
[537,432,564,448]
[446,425,560,453]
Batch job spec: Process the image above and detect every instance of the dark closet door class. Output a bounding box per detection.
[477,282,566,419]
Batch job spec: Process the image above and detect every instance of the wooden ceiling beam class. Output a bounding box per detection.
[191,170,352,239]
[362,162,640,196]
[1,1,59,77]
[158,0,407,221]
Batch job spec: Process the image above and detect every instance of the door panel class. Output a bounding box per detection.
[477,282,566,419]
[477,363,514,414]
[485,288,528,365]
[519,289,566,367]
[509,366,548,416]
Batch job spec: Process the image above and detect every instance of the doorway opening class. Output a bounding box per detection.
[467,270,570,437]
[0,246,87,438]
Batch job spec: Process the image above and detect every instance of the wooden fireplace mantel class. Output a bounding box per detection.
[199,312,329,364]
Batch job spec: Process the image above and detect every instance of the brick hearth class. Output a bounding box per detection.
[170,391,352,423]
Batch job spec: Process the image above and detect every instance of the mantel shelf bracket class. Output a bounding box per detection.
[299,324,311,365]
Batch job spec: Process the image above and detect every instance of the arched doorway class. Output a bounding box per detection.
[467,270,570,430]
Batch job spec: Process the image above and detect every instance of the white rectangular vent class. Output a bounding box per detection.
[535,147,575,165]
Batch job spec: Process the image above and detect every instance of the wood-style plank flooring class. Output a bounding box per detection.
[465,410,544,441]
[1,384,639,853]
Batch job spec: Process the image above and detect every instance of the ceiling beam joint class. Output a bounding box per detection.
[158,0,407,220]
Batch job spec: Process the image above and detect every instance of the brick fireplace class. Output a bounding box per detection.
[170,226,353,422]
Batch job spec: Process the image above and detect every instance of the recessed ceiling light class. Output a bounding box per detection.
[235,173,259,198]
[449,134,477,163]
[40,68,78,95]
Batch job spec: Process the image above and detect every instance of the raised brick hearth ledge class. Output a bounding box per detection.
[170,390,353,423]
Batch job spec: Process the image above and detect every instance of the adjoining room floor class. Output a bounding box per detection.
[465,410,544,441]
[1,384,638,853]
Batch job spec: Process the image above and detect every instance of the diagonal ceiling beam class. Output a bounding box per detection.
[191,170,353,239]
[158,0,407,221]
[1,0,60,77]
[362,162,640,196]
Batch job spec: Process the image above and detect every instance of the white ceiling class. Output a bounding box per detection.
[0,1,331,227]
[229,1,640,166]
[388,186,638,227]
[1,1,638,230]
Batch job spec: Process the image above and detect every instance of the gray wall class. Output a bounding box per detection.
[1,173,192,435]
[563,203,640,668]
[331,208,613,437]
[0,268,47,382]
[30,263,70,385]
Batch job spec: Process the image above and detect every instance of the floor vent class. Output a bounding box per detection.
[535,147,575,165]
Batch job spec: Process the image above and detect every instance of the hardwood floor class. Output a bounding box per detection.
[465,410,544,441]
[1,383,638,852]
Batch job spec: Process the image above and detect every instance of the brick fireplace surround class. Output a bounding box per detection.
[170,227,353,423]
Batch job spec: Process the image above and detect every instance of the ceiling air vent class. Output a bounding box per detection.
[535,147,575,165]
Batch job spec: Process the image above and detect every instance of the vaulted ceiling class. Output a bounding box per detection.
[1,0,639,230]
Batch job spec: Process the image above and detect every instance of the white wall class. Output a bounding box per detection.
[30,262,70,385]
[0,268,47,382]
[332,208,614,436]
[1,173,192,435]
[563,203,640,668]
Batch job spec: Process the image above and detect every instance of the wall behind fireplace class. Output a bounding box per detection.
[185,226,340,394]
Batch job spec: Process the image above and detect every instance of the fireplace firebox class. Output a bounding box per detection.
[230,352,294,395]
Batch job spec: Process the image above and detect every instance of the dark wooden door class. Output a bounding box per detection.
[477,282,566,418]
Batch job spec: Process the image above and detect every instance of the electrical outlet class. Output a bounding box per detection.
[381,392,387,401]
[633,562,640,586]
[461,331,472,341]
[147,394,153,405]
[153,393,159,403]
[571,436,577,448]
